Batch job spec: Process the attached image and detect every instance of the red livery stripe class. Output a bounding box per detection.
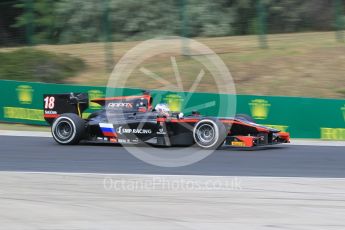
[220,119,268,132]
[103,131,116,137]
[44,114,59,118]
[156,118,200,123]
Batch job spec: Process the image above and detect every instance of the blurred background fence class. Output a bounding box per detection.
[0,0,345,98]
[1,0,344,47]
[1,1,345,138]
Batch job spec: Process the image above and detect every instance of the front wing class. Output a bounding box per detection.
[225,132,290,147]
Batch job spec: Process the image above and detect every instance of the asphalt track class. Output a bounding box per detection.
[0,136,344,177]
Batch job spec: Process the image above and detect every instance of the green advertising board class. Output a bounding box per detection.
[237,96,345,140]
[0,80,344,140]
[0,80,139,125]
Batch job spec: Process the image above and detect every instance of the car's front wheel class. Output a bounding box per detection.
[51,113,85,145]
[193,118,227,149]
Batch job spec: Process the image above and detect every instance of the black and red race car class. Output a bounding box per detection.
[43,92,290,149]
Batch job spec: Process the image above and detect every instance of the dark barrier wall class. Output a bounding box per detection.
[1,80,344,140]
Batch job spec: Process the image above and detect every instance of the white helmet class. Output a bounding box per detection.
[155,103,170,115]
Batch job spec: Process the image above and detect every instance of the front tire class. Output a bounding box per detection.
[193,118,227,149]
[51,113,85,145]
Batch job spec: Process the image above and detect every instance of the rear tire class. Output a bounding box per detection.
[193,118,227,149]
[51,113,85,145]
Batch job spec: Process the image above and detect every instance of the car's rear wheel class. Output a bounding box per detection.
[193,118,227,149]
[52,113,85,145]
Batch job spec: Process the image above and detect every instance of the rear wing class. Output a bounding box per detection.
[43,93,89,124]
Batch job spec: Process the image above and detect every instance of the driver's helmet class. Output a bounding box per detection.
[155,103,170,116]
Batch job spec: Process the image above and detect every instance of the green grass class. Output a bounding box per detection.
[337,89,345,97]
[0,48,85,83]
[1,31,345,98]
[0,123,50,132]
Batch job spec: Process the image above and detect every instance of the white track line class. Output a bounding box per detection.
[291,139,345,147]
[1,171,344,180]
[0,130,51,137]
[1,130,345,146]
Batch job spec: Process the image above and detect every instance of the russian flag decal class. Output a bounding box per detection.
[99,123,117,137]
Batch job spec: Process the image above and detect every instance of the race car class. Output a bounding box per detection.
[43,92,290,149]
